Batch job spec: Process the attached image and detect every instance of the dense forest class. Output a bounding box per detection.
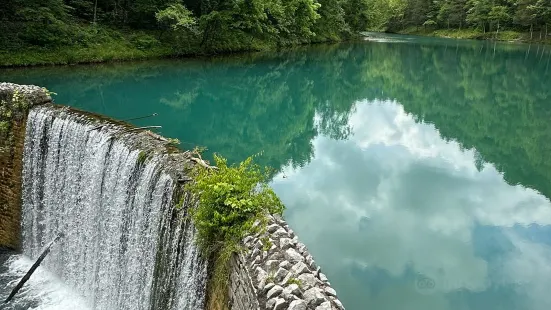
[390,0,551,38]
[0,0,358,60]
[2,0,551,65]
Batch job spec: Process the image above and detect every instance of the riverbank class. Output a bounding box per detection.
[397,28,551,45]
[0,27,281,68]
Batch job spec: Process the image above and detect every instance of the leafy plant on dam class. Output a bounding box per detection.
[185,152,284,289]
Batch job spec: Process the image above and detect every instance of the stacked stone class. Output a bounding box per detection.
[242,215,345,310]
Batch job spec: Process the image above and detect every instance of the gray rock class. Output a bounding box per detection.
[325,286,337,297]
[297,273,319,290]
[257,267,268,289]
[275,267,289,282]
[279,272,294,286]
[266,260,279,271]
[288,300,307,310]
[250,247,260,259]
[283,283,302,296]
[285,248,304,263]
[305,254,317,270]
[280,238,295,250]
[304,287,327,307]
[333,299,345,310]
[297,242,308,254]
[291,261,310,275]
[267,224,281,233]
[256,267,268,283]
[263,282,276,293]
[268,252,284,261]
[281,291,300,302]
[287,228,296,238]
[243,236,253,244]
[319,272,329,283]
[252,219,261,228]
[279,261,291,269]
[315,301,332,310]
[267,285,284,299]
[273,214,284,223]
[266,298,276,309]
[315,266,321,277]
[250,255,261,269]
[273,227,289,238]
[325,286,337,296]
[273,297,288,310]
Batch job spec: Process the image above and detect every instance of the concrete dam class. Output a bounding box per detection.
[0,83,344,310]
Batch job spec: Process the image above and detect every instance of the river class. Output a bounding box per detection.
[2,34,551,310]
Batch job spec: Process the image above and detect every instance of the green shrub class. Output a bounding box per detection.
[186,154,284,257]
[130,33,160,50]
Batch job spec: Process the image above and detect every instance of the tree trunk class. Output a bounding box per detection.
[93,0,98,25]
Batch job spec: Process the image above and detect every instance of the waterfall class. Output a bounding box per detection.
[20,106,206,310]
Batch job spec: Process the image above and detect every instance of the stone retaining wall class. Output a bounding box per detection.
[0,83,51,249]
[227,214,345,310]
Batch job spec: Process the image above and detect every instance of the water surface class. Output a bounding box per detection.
[2,35,551,310]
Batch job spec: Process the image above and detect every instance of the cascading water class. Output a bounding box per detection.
[15,106,206,310]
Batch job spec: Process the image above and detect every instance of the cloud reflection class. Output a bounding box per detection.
[272,99,551,310]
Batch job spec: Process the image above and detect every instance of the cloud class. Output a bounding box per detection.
[271,99,551,309]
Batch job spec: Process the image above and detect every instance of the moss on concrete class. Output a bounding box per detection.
[0,83,51,249]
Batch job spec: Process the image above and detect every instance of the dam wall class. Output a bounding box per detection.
[0,83,345,310]
[0,83,51,249]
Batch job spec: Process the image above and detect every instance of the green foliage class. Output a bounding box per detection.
[167,138,181,146]
[370,0,551,36]
[129,33,160,50]
[265,270,276,283]
[187,154,284,256]
[286,277,303,286]
[137,151,148,164]
[1,0,362,66]
[155,3,196,32]
[0,121,8,134]
[0,90,33,150]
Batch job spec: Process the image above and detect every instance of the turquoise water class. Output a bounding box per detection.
[3,35,551,310]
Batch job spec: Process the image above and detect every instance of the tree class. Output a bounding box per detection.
[313,0,349,41]
[466,0,492,32]
[437,0,467,29]
[156,3,197,33]
[488,5,510,34]
[343,0,370,31]
[515,0,539,37]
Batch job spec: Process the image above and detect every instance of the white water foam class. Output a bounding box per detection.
[19,106,206,310]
